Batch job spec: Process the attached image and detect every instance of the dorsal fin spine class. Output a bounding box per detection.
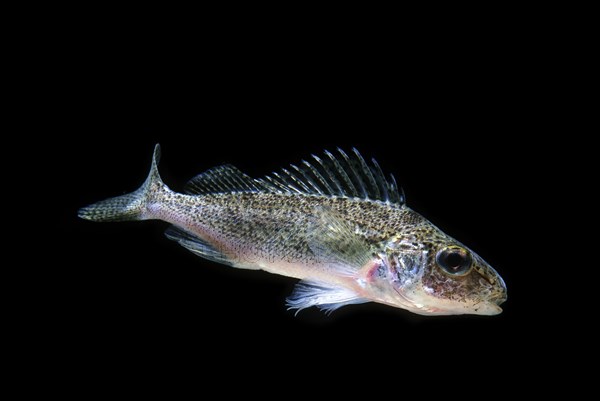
[371,158,389,202]
[291,164,323,194]
[352,148,380,201]
[281,168,312,193]
[389,174,399,204]
[265,174,289,193]
[337,148,368,199]
[183,149,404,205]
[272,171,302,194]
[324,149,358,198]
[312,154,344,195]
[303,159,332,195]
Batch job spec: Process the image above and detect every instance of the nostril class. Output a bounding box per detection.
[479,275,495,287]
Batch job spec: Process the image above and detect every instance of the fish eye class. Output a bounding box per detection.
[436,246,472,276]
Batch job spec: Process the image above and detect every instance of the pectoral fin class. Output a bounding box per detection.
[307,206,375,275]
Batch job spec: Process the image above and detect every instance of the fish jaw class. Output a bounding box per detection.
[473,302,503,315]
[358,280,505,316]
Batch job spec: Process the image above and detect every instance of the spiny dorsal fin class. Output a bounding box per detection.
[184,164,267,195]
[256,148,405,204]
[184,149,405,204]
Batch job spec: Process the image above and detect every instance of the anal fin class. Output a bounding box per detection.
[165,226,259,270]
[286,280,369,315]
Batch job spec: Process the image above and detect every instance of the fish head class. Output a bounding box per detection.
[372,228,507,316]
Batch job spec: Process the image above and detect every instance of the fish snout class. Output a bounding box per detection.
[490,273,507,305]
[476,261,507,307]
[475,268,507,315]
[490,286,507,305]
[484,275,507,314]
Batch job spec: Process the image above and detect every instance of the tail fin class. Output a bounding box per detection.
[78,144,165,222]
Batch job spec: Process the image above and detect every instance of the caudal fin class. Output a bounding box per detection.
[78,144,164,222]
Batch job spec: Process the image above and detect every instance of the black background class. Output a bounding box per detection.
[31,18,566,394]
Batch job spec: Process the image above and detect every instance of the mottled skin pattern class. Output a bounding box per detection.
[80,146,507,316]
[149,189,506,313]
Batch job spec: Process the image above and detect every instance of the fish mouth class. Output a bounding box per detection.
[479,266,507,312]
[470,300,503,315]
[484,302,503,315]
[481,289,507,315]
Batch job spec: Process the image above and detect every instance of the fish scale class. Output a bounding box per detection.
[79,145,507,316]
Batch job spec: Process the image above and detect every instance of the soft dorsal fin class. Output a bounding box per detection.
[184,164,267,195]
[256,148,405,205]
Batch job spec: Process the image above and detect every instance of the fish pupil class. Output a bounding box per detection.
[446,253,464,270]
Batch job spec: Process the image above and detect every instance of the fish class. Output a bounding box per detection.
[78,145,507,316]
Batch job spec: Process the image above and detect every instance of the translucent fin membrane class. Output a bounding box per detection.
[184,148,405,205]
[257,148,405,204]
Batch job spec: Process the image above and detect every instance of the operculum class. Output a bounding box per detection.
[361,245,430,313]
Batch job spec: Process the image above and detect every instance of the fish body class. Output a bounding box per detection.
[79,145,507,316]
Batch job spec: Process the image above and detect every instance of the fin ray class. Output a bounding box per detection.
[307,207,374,272]
[286,280,369,315]
[184,165,266,195]
[183,149,403,204]
[165,226,260,270]
[260,147,405,203]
